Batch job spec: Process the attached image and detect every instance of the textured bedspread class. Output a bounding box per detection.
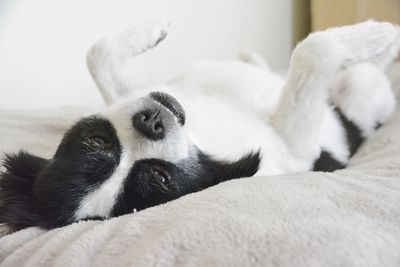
[0,107,399,267]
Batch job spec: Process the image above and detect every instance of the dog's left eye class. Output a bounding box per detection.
[87,135,108,148]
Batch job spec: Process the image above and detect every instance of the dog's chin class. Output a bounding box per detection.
[149,91,186,126]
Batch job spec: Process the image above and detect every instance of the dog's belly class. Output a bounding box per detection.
[169,61,285,118]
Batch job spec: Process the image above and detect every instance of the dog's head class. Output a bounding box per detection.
[0,92,260,230]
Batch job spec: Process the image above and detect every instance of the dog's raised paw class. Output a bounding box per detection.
[115,20,170,58]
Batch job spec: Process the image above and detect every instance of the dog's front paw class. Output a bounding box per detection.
[115,20,170,58]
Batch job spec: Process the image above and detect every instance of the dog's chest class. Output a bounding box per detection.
[178,94,289,175]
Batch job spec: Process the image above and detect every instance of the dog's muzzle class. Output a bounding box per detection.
[132,92,185,141]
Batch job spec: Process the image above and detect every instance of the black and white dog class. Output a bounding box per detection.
[1,21,399,231]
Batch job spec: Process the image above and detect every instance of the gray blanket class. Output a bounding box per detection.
[0,106,399,267]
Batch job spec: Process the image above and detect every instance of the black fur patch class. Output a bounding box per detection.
[196,150,262,187]
[0,152,48,230]
[0,116,121,230]
[313,150,346,172]
[334,108,365,157]
[312,108,365,172]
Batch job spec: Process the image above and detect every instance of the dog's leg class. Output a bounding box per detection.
[87,20,169,104]
[273,21,400,162]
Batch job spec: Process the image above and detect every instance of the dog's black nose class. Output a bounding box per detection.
[149,92,185,126]
[132,109,165,140]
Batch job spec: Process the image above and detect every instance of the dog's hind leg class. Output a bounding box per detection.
[86,20,169,105]
[272,21,400,165]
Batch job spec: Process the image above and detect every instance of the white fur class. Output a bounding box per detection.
[80,20,400,217]
[318,107,349,164]
[331,63,396,137]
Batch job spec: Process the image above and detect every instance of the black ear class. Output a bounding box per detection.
[195,150,261,190]
[213,151,261,182]
[0,151,49,231]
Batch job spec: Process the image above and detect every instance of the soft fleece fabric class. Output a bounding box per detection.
[0,106,399,267]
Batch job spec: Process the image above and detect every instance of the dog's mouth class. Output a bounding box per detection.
[149,92,186,126]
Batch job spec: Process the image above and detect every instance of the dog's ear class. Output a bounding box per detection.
[0,151,49,231]
[212,151,261,183]
[193,151,261,191]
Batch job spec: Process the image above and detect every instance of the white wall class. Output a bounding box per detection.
[0,0,294,110]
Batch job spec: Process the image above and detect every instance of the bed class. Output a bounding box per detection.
[0,102,399,267]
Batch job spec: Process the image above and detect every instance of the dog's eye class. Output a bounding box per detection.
[87,136,107,148]
[152,167,170,184]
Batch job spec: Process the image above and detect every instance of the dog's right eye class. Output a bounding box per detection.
[151,167,172,191]
[152,167,170,184]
